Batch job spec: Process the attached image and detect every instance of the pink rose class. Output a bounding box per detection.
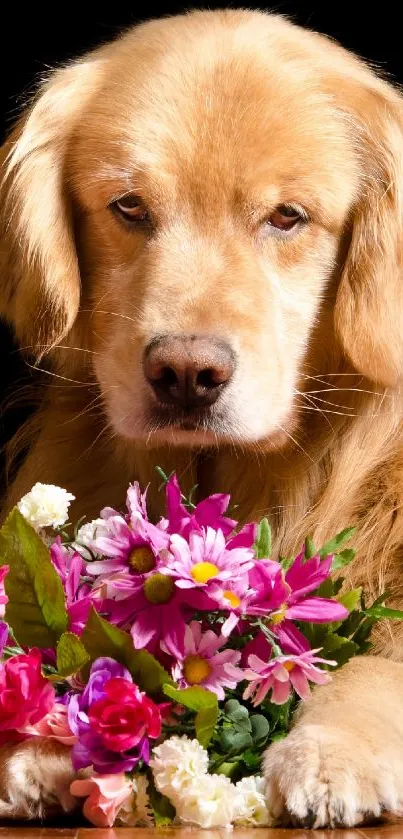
[0,566,9,619]
[88,678,161,752]
[70,774,133,827]
[0,649,55,732]
[19,702,77,745]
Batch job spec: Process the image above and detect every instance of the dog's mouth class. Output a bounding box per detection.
[148,405,223,433]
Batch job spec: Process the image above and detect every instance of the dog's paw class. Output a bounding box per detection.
[0,738,78,820]
[263,723,403,828]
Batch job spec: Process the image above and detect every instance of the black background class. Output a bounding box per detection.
[1,1,402,472]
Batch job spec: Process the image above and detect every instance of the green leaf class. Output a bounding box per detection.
[163,684,218,747]
[315,578,336,599]
[364,605,403,621]
[0,508,68,647]
[250,714,270,743]
[240,749,262,770]
[331,548,356,571]
[147,773,175,826]
[56,632,89,677]
[196,703,219,748]
[326,638,359,667]
[304,536,316,559]
[81,608,171,693]
[163,683,215,711]
[337,587,362,613]
[255,518,272,559]
[318,527,356,557]
[215,761,241,779]
[279,556,294,572]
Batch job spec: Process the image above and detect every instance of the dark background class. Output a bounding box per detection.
[1,1,402,483]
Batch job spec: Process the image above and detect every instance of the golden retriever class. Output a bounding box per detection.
[2,8,403,828]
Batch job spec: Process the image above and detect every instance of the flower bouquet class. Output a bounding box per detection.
[0,471,401,828]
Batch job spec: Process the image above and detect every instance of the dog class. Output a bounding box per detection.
[2,8,403,827]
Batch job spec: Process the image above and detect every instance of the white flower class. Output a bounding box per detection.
[118,776,153,827]
[73,518,108,558]
[233,776,271,826]
[17,483,75,530]
[175,774,237,828]
[150,736,209,798]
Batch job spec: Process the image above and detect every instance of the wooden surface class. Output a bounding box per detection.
[0,826,402,838]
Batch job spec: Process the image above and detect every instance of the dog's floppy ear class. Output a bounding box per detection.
[0,58,102,356]
[335,77,403,387]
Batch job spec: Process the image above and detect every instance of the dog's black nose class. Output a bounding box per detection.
[144,334,235,410]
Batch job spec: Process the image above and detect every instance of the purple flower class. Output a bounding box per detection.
[171,621,243,699]
[164,474,237,538]
[67,657,156,774]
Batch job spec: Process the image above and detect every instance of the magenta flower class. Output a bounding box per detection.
[245,554,348,625]
[164,474,237,538]
[243,647,336,705]
[0,566,9,619]
[0,649,55,738]
[171,621,243,700]
[67,657,161,773]
[50,538,94,634]
[102,574,216,659]
[163,527,254,594]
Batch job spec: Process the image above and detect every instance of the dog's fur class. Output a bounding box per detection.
[2,9,403,827]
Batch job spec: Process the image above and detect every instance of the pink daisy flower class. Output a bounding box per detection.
[162,527,254,593]
[87,484,169,579]
[243,648,336,706]
[171,621,243,699]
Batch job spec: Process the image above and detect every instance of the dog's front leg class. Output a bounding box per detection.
[0,738,77,820]
[264,656,403,828]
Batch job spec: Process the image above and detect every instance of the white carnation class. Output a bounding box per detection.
[118,776,153,827]
[17,483,75,530]
[233,776,271,826]
[150,736,209,798]
[73,518,108,558]
[175,773,237,828]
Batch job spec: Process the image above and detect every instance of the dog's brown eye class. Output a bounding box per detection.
[113,195,150,224]
[267,204,305,232]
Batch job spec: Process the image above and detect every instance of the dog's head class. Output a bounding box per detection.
[2,10,403,448]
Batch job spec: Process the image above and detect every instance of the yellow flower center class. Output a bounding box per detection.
[270,604,287,625]
[129,546,156,574]
[283,661,295,672]
[223,590,241,608]
[183,654,212,685]
[143,573,175,604]
[191,562,220,584]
